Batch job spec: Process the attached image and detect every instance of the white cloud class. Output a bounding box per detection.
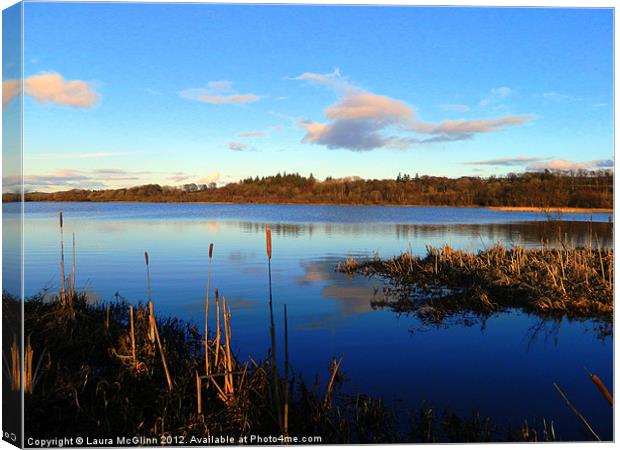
[295,72,530,151]
[180,80,260,104]
[3,72,99,108]
[25,72,99,108]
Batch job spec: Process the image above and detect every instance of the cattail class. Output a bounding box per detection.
[266,227,272,260]
[59,211,66,305]
[144,251,151,301]
[205,243,214,377]
[266,232,281,428]
[585,367,613,407]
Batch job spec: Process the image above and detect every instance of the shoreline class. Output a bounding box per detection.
[488,206,613,214]
[4,199,614,214]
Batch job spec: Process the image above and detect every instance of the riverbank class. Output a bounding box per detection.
[3,198,615,216]
[489,206,613,214]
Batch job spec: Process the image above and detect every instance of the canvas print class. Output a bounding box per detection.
[1,2,614,446]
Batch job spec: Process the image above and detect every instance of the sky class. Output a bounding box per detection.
[3,3,614,191]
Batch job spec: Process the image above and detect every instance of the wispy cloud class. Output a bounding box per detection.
[527,159,613,171]
[6,168,206,192]
[180,80,260,104]
[463,157,546,166]
[29,151,132,160]
[197,172,220,185]
[228,141,255,151]
[479,86,513,107]
[294,71,530,151]
[463,156,613,171]
[3,72,99,108]
[237,131,266,138]
[438,103,470,113]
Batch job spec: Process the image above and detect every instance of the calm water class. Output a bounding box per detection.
[3,202,614,440]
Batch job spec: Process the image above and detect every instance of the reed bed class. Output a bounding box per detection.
[339,242,613,326]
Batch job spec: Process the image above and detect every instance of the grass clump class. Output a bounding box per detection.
[338,243,613,328]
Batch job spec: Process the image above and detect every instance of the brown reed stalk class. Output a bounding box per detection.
[8,334,20,392]
[145,252,155,342]
[150,303,173,391]
[553,382,600,441]
[324,355,343,407]
[584,367,613,407]
[71,232,76,303]
[205,243,213,378]
[59,211,66,305]
[24,336,33,394]
[266,226,282,429]
[195,370,202,415]
[283,304,289,437]
[222,296,234,398]
[129,305,136,368]
[105,304,110,332]
[214,288,221,368]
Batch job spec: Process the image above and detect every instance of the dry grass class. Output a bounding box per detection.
[339,242,613,327]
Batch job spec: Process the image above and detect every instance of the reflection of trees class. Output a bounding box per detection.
[235,221,612,250]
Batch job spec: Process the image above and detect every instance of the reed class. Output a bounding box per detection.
[24,336,33,394]
[584,367,613,407]
[151,301,173,391]
[266,226,282,430]
[129,304,136,368]
[59,211,66,306]
[9,334,20,392]
[214,288,221,368]
[283,303,289,437]
[553,382,600,441]
[324,355,343,408]
[196,370,202,415]
[205,243,213,377]
[70,232,76,302]
[145,251,155,342]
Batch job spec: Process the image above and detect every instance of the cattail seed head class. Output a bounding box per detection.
[59,211,63,228]
[144,251,149,265]
[215,288,219,302]
[266,227,272,259]
[209,243,214,259]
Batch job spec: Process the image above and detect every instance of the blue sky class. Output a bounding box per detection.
[9,3,614,191]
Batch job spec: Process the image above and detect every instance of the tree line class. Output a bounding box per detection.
[3,170,613,209]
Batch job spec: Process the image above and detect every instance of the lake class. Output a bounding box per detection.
[3,202,614,440]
